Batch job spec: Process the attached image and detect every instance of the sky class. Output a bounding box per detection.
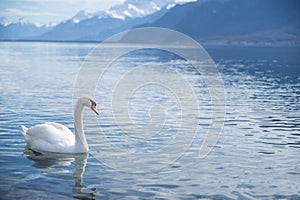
[0,0,126,25]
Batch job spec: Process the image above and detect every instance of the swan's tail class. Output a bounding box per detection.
[21,125,28,137]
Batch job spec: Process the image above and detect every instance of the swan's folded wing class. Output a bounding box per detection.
[26,123,75,152]
[45,122,72,134]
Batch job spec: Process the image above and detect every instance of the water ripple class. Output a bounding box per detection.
[0,43,299,198]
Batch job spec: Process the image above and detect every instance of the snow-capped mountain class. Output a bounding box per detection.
[17,18,31,25]
[0,18,53,40]
[0,17,11,26]
[0,0,197,41]
[36,0,179,41]
[69,0,174,23]
[71,10,94,24]
[105,0,172,20]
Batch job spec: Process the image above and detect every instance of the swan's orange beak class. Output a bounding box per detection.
[91,105,99,115]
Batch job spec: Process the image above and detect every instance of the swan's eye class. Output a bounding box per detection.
[90,100,97,107]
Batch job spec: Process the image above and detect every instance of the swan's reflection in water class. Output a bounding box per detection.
[23,146,95,199]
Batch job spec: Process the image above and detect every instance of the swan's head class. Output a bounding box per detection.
[80,96,99,115]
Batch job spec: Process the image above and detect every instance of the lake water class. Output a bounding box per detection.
[0,42,299,199]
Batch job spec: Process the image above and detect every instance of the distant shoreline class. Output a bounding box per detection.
[0,39,299,47]
[0,39,102,44]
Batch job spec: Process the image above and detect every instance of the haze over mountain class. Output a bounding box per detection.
[138,0,300,45]
[0,18,53,40]
[0,0,299,45]
[37,0,173,41]
[0,0,177,41]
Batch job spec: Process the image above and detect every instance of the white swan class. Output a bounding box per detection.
[21,96,99,153]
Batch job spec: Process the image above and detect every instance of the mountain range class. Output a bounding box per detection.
[0,17,53,40]
[140,0,300,45]
[0,0,299,45]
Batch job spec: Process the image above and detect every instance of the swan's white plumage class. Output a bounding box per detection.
[22,122,75,153]
[21,96,98,153]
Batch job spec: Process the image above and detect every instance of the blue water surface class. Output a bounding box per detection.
[0,42,299,199]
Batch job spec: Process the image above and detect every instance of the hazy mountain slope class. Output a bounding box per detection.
[37,0,173,41]
[0,18,51,40]
[139,0,300,43]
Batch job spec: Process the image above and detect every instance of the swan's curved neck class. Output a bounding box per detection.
[74,100,89,152]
